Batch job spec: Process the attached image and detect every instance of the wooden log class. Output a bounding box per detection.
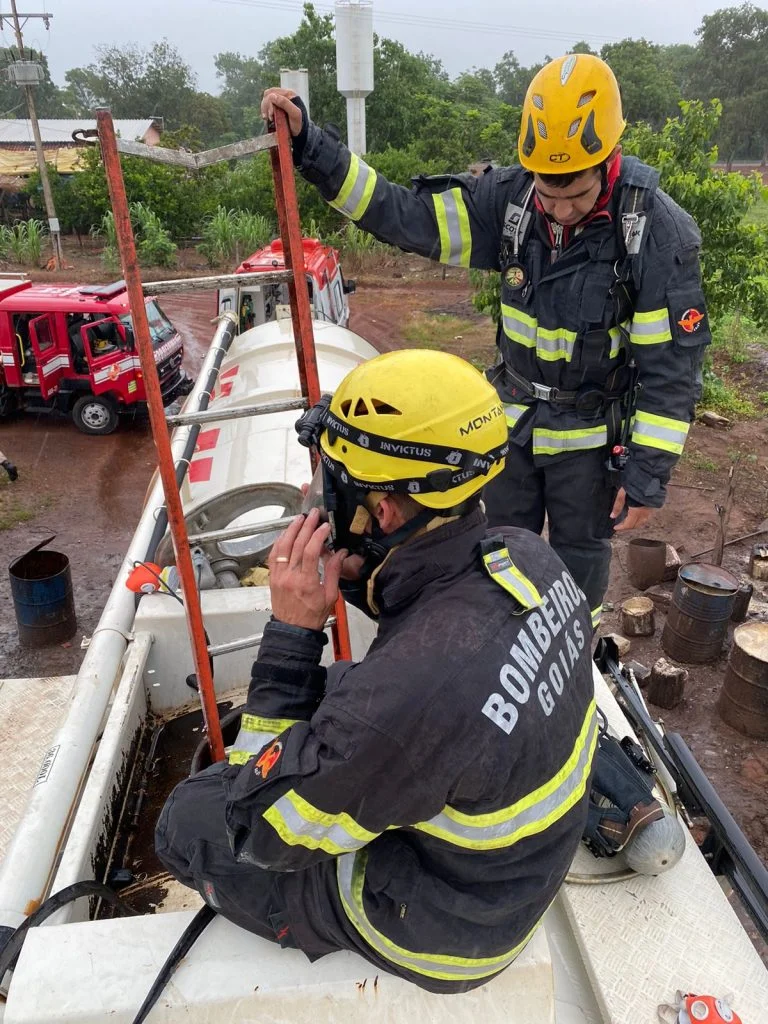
[749,543,768,581]
[621,596,656,636]
[663,544,682,582]
[647,658,689,709]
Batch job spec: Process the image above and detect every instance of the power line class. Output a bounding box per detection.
[212,0,621,46]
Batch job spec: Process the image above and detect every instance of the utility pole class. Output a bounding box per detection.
[5,1,63,269]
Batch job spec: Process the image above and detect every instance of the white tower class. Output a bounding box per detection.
[279,68,310,119]
[335,0,373,155]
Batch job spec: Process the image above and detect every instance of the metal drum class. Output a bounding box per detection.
[8,536,77,647]
[717,622,768,739]
[661,562,739,664]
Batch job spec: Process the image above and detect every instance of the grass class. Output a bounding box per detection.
[681,450,719,473]
[700,367,757,417]
[197,208,273,267]
[403,311,471,348]
[711,311,766,363]
[0,482,37,530]
[0,220,46,267]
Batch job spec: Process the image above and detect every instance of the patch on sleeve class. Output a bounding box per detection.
[253,739,283,781]
[668,286,710,345]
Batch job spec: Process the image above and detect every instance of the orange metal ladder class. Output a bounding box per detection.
[96,109,353,763]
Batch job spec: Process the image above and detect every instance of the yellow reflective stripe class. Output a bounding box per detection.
[590,605,602,628]
[536,325,578,363]
[329,153,377,220]
[504,402,530,429]
[482,546,542,608]
[414,702,598,850]
[263,788,379,856]
[632,410,690,455]
[337,850,542,980]
[501,303,537,348]
[228,715,299,766]
[630,308,672,345]
[432,188,471,266]
[240,714,298,733]
[608,321,629,360]
[532,424,607,456]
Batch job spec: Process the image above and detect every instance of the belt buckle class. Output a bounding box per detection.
[532,381,555,401]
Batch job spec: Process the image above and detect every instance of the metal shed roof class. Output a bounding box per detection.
[0,119,159,145]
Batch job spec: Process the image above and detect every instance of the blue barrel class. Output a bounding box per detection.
[8,538,77,647]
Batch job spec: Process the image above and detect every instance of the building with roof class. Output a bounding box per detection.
[0,118,163,177]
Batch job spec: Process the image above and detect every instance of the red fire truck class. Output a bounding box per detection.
[218,238,355,332]
[0,277,193,434]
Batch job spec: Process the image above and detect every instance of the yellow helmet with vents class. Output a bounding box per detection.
[518,53,625,174]
[319,350,508,510]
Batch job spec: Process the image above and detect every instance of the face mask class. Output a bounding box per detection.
[300,460,373,556]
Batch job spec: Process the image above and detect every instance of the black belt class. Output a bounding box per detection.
[505,366,626,412]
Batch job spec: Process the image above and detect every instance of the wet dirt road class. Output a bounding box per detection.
[0,291,217,680]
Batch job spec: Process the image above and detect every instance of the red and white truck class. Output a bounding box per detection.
[218,237,356,332]
[0,277,193,434]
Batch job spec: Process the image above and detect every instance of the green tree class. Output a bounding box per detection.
[64,40,230,145]
[689,3,768,162]
[601,38,682,128]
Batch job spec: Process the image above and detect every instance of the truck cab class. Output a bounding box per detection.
[218,238,355,332]
[0,278,193,434]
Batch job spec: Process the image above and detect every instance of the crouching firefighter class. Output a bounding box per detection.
[156,349,599,993]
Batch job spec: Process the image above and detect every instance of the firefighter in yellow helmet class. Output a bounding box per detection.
[262,53,710,631]
[156,348,597,993]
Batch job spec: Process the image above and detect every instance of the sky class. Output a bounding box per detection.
[4,0,768,94]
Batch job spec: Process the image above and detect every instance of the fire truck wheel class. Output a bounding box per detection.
[72,395,119,435]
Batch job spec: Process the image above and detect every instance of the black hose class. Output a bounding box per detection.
[0,881,138,979]
[145,317,237,563]
[130,904,216,1023]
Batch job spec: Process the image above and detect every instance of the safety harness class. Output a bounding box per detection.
[498,161,657,459]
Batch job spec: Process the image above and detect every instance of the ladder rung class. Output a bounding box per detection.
[188,515,294,547]
[166,397,307,428]
[116,132,277,170]
[143,269,293,296]
[208,617,336,658]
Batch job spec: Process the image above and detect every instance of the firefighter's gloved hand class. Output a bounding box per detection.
[268,508,348,632]
[1,459,17,482]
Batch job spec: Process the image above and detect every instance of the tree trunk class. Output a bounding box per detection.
[621,596,655,637]
[647,658,688,710]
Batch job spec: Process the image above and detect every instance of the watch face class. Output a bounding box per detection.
[504,262,527,290]
[689,1001,709,1021]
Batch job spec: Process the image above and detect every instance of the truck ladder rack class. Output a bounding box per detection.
[165,397,307,428]
[97,109,353,763]
[143,269,293,296]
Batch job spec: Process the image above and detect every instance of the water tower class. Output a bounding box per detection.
[335,0,373,155]
[280,68,310,119]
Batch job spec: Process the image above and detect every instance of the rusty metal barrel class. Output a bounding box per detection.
[661,562,739,664]
[717,622,768,738]
[8,536,77,647]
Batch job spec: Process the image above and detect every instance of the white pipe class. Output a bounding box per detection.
[49,631,153,920]
[0,323,230,933]
[345,97,367,155]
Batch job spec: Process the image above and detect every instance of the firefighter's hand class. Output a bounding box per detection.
[261,88,304,137]
[611,487,654,533]
[1,459,18,482]
[268,508,348,631]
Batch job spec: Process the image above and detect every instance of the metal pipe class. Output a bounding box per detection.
[188,515,294,547]
[97,109,225,765]
[207,616,337,658]
[165,397,307,428]
[144,269,292,296]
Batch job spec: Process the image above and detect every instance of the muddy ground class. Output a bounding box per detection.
[1,247,766,940]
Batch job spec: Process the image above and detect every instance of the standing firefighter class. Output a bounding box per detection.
[262,53,711,630]
[156,349,597,993]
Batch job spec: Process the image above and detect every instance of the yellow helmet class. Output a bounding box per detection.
[319,349,508,510]
[518,53,625,175]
